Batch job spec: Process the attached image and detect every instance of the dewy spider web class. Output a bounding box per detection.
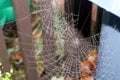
[3,0,106,80]
[38,0,100,79]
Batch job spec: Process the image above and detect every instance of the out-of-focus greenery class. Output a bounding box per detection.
[54,5,65,64]
[0,62,13,80]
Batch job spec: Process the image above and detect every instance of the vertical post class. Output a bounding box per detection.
[0,26,10,72]
[91,3,103,35]
[12,0,38,80]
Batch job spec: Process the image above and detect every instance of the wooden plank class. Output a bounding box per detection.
[91,3,103,35]
[0,26,10,72]
[12,0,38,80]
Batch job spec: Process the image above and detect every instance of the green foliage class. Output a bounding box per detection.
[0,62,12,80]
[0,72,11,80]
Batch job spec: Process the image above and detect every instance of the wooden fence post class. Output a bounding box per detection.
[12,0,38,80]
[0,26,10,72]
[91,3,103,35]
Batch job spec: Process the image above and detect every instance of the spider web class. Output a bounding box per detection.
[3,0,104,80]
[38,0,100,79]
